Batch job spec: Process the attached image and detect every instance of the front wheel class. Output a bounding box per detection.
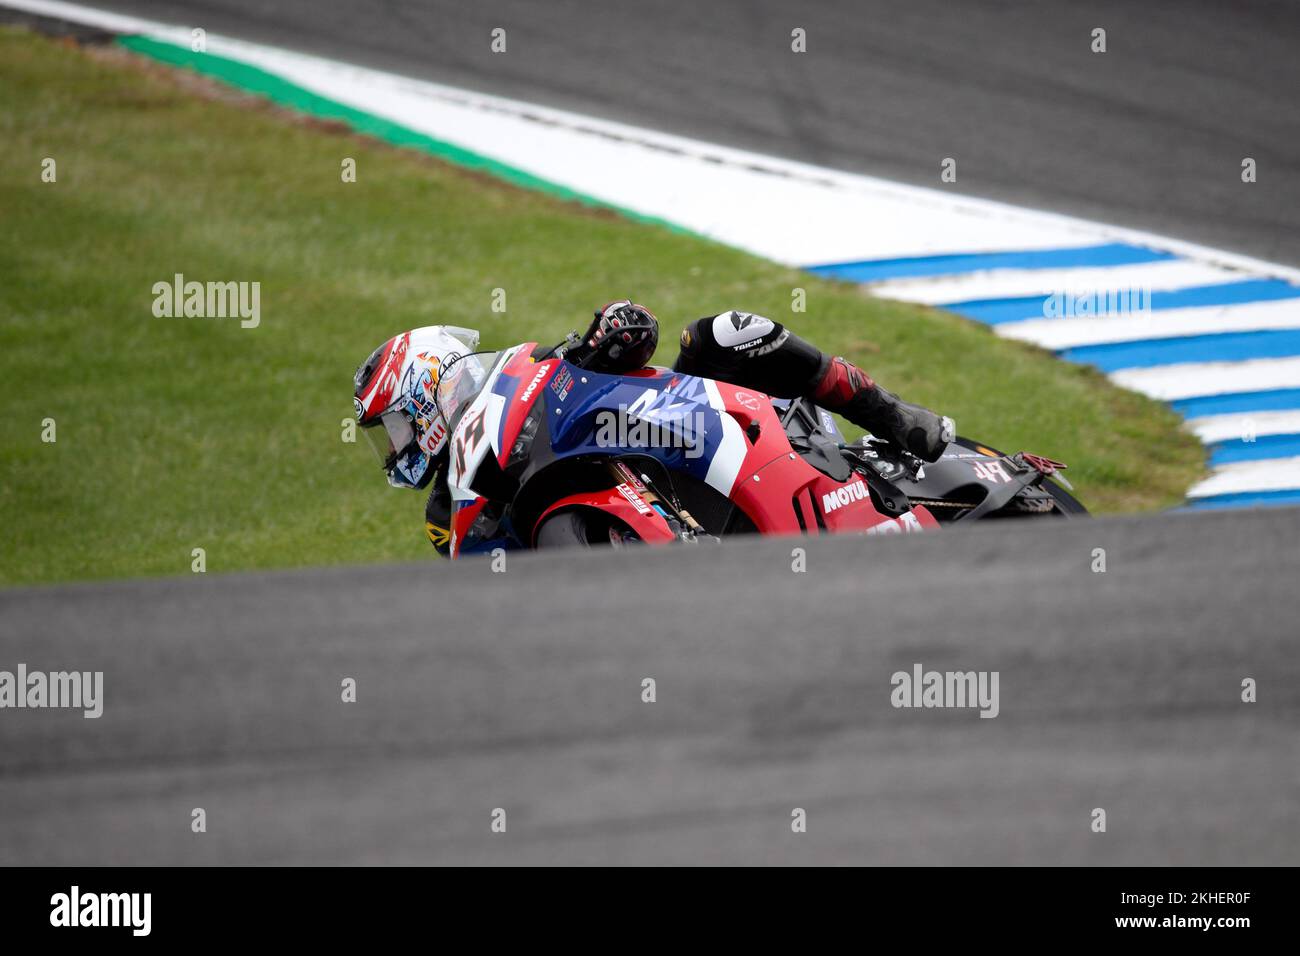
[534,508,644,548]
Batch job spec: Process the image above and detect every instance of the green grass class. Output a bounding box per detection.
[0,28,1206,585]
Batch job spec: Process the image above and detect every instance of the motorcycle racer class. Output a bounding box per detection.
[352,301,954,552]
[352,324,481,493]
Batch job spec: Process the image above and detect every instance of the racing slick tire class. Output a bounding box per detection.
[535,509,643,548]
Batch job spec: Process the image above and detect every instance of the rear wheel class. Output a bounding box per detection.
[1038,478,1088,515]
[534,509,643,548]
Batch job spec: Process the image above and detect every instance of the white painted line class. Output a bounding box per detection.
[997,298,1300,351]
[6,0,1300,282]
[129,40,1100,265]
[1110,356,1300,401]
[871,260,1238,306]
[1187,456,1300,498]
[1187,410,1300,443]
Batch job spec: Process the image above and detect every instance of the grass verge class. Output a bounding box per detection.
[0,27,1205,585]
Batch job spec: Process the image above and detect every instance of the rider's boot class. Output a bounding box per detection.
[810,357,954,462]
[672,312,954,462]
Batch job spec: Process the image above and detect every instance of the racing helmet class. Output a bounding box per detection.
[353,325,480,489]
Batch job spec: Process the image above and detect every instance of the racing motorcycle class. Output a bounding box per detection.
[434,343,1086,557]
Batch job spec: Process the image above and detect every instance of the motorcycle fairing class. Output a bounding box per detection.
[528,366,747,496]
[525,360,929,536]
[445,345,946,550]
[448,495,487,559]
[733,450,939,536]
[446,345,531,502]
[494,350,558,464]
[889,446,1039,509]
[448,494,521,558]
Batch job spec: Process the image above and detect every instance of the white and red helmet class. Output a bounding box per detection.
[353,325,479,489]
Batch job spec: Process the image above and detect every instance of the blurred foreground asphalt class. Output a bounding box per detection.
[2,507,1297,865]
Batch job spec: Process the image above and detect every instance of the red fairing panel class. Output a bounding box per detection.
[730,452,821,535]
[449,496,488,559]
[810,474,895,533]
[532,488,678,545]
[716,385,798,495]
[867,505,940,534]
[731,450,939,536]
[811,472,939,533]
[707,385,939,537]
[496,346,553,465]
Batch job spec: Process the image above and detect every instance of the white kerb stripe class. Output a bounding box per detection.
[873,259,1237,305]
[1110,356,1300,401]
[1187,410,1300,443]
[997,298,1300,351]
[1187,456,1300,498]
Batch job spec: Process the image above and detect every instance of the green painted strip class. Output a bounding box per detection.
[115,34,690,234]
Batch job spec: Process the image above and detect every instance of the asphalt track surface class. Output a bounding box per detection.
[2,508,1299,865]
[75,0,1300,266]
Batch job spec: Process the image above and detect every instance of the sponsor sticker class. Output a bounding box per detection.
[520,364,550,403]
[971,460,1013,484]
[866,512,925,535]
[549,366,574,401]
[822,479,869,514]
[616,482,653,515]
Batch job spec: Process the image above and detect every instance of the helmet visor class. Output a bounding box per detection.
[362,408,417,469]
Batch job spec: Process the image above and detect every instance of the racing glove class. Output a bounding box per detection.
[567,300,659,372]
